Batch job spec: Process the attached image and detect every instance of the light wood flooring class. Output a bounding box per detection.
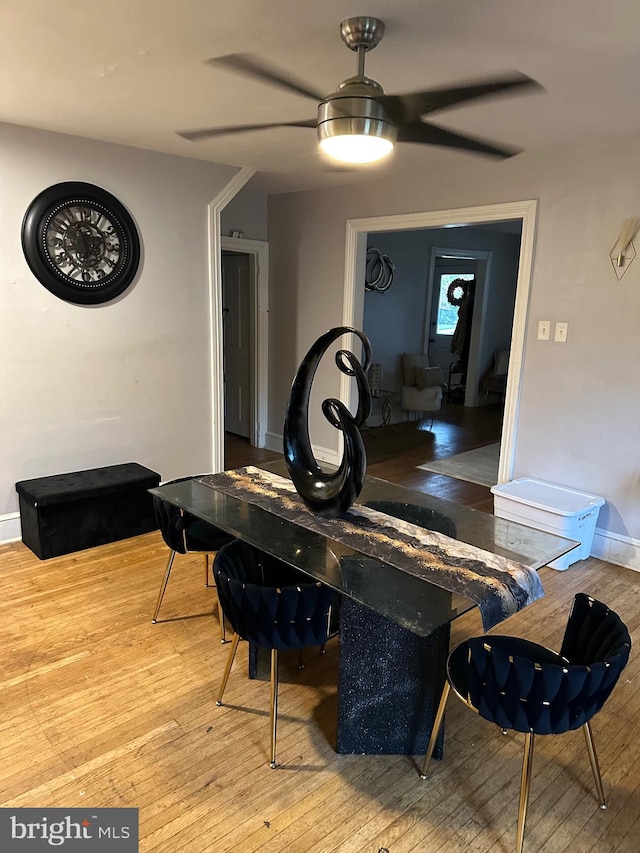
[2,410,639,851]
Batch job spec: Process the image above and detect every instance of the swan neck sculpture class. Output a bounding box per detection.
[283,327,372,518]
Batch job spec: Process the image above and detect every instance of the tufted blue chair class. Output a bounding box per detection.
[420,593,631,853]
[152,477,234,630]
[214,539,335,768]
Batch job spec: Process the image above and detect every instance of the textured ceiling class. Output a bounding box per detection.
[2,0,639,193]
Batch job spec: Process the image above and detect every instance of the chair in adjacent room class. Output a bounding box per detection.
[479,348,510,404]
[213,539,335,769]
[420,593,631,853]
[152,476,235,635]
[399,353,444,426]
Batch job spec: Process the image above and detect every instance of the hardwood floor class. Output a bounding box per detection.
[362,401,503,512]
[2,416,639,851]
[224,432,280,471]
[226,400,503,512]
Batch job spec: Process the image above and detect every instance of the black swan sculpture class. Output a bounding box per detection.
[283,327,372,518]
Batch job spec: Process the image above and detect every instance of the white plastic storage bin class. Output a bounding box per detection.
[491,478,604,570]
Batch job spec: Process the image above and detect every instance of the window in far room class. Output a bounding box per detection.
[435,272,475,335]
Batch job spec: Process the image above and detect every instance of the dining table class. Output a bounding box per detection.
[150,460,577,756]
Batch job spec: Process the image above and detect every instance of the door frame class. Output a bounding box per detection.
[221,236,269,450]
[209,166,274,472]
[341,199,538,485]
[425,248,493,408]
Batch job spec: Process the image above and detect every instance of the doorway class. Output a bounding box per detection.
[222,251,251,438]
[219,236,269,450]
[424,245,501,409]
[427,257,477,402]
[342,200,538,485]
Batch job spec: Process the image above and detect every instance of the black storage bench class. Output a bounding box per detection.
[15,462,161,559]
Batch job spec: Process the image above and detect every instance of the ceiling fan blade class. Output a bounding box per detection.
[206,54,326,103]
[178,119,316,142]
[383,73,541,122]
[397,120,520,159]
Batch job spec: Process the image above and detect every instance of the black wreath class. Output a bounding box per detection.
[446,278,467,307]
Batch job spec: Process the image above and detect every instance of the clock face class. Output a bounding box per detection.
[44,202,123,284]
[22,182,140,305]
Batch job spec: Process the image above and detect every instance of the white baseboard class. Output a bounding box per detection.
[264,431,283,454]
[591,528,640,573]
[264,431,341,467]
[0,513,22,545]
[313,444,341,466]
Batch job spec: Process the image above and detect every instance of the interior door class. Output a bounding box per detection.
[222,252,252,438]
[428,260,477,384]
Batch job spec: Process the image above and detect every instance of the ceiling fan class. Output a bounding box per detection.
[178,16,542,164]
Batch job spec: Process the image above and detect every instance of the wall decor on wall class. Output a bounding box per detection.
[609,217,639,280]
[21,181,141,305]
[365,247,395,293]
[283,326,372,518]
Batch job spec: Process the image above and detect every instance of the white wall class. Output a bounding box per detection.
[220,184,268,241]
[0,122,238,527]
[267,136,640,550]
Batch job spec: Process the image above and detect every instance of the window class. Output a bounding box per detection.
[436,273,475,335]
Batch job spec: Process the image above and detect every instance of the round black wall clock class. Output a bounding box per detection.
[21,181,141,305]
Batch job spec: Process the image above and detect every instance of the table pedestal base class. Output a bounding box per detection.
[337,597,449,756]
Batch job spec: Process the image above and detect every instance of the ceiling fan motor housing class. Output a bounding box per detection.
[317,81,398,148]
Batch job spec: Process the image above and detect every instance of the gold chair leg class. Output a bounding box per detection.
[216,634,240,706]
[583,722,607,809]
[420,681,450,779]
[218,600,228,643]
[152,550,176,623]
[270,649,279,769]
[204,553,210,587]
[516,732,535,853]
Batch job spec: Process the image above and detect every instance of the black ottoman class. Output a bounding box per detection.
[15,462,161,559]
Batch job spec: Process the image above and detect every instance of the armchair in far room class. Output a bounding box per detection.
[480,348,510,404]
[399,353,444,426]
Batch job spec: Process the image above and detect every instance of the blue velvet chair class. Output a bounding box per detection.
[420,593,631,853]
[152,477,234,630]
[214,539,335,768]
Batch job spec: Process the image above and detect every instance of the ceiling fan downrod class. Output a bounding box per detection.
[340,17,385,81]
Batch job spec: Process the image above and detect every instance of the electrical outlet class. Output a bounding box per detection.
[554,322,568,343]
[537,320,550,341]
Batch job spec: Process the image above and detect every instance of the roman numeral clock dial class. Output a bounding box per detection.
[22,182,140,305]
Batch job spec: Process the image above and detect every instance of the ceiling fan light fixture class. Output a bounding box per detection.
[319,132,394,164]
[317,96,397,164]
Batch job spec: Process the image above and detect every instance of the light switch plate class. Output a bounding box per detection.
[537,320,550,340]
[555,322,568,343]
